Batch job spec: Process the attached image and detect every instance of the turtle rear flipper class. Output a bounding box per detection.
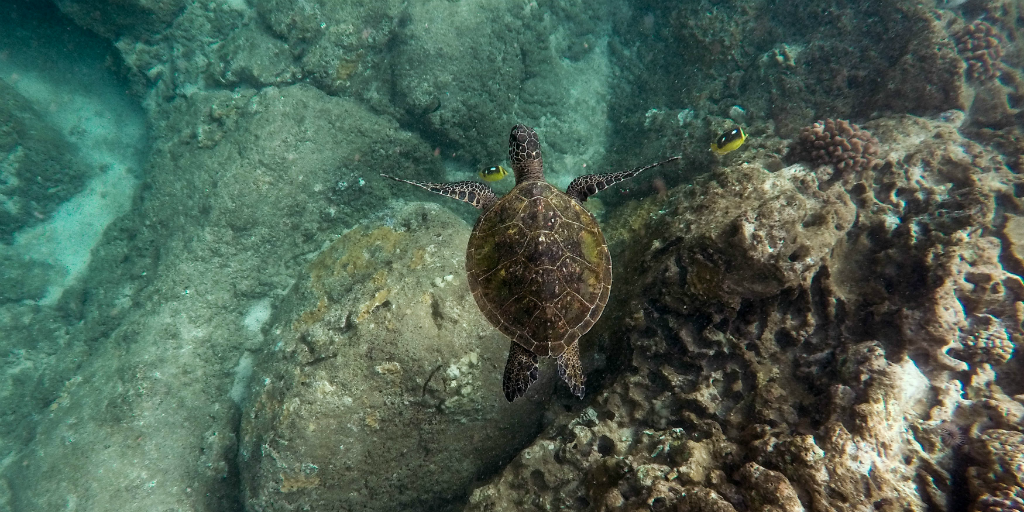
[565,156,681,202]
[557,342,585,399]
[381,174,497,210]
[503,342,539,402]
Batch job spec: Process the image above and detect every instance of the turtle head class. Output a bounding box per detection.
[509,124,544,183]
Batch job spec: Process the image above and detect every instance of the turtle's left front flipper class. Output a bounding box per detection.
[565,156,681,202]
[381,174,497,210]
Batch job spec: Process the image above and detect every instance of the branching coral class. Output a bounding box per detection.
[789,119,881,174]
[954,20,1004,83]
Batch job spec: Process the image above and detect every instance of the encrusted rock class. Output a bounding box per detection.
[626,162,856,317]
[464,114,1024,512]
[0,80,93,243]
[677,486,739,512]
[901,234,1024,372]
[974,430,1024,487]
[975,486,1024,512]
[240,203,551,511]
[736,463,804,512]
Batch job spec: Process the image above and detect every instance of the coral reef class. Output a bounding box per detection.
[4,0,1024,509]
[943,13,1024,131]
[465,114,1024,512]
[955,20,1004,83]
[789,118,881,174]
[603,0,967,173]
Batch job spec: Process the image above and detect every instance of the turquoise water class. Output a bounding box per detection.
[1,0,1022,511]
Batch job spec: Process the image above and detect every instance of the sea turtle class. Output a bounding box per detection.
[383,125,678,402]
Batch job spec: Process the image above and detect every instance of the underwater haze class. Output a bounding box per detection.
[0,0,1022,511]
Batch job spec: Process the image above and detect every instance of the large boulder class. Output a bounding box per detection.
[0,83,441,511]
[240,202,553,511]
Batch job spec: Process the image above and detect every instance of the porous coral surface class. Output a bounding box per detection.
[975,486,1024,512]
[465,114,1024,512]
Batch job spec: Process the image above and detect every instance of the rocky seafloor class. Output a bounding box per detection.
[467,113,1024,512]
[0,0,1022,511]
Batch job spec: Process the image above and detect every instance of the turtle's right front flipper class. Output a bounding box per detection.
[564,156,681,203]
[381,174,497,210]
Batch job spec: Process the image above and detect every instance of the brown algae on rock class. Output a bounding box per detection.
[240,203,553,511]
